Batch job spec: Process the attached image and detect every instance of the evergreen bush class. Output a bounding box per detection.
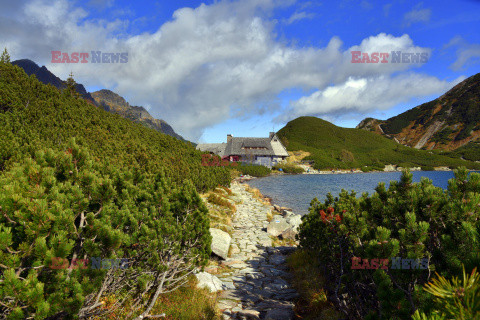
[297,168,480,319]
[0,142,212,319]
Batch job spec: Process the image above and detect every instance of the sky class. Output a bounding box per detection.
[1,0,480,142]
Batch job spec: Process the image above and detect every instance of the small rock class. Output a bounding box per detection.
[220,290,243,300]
[195,272,223,292]
[218,299,238,309]
[230,262,249,269]
[222,281,236,290]
[232,306,243,313]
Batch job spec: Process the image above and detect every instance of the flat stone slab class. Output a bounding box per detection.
[218,299,238,309]
[267,216,290,237]
[236,309,260,319]
[265,308,295,320]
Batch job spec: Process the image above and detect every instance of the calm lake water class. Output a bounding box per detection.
[246,171,460,215]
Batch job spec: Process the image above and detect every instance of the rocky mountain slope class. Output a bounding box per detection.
[91,89,185,141]
[357,73,480,151]
[12,59,184,141]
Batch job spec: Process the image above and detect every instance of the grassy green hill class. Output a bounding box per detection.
[0,62,228,191]
[277,116,480,170]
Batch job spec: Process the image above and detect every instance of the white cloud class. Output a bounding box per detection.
[279,74,464,121]
[284,11,315,24]
[0,0,452,141]
[444,36,480,71]
[404,4,431,26]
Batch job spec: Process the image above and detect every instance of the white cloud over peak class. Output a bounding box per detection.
[280,74,464,121]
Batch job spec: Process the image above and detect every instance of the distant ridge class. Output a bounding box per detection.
[357,73,480,152]
[12,59,95,103]
[91,89,185,141]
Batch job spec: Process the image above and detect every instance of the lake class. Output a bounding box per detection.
[246,171,460,215]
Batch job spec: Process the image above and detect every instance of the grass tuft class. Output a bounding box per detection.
[149,277,219,320]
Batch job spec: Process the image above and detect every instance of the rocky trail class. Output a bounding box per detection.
[202,182,300,320]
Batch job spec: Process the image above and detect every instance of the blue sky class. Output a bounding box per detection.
[1,0,480,142]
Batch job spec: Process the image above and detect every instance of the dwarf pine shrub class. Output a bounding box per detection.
[297,169,480,319]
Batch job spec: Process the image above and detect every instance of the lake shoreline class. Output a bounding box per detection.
[244,171,461,216]
[236,166,454,183]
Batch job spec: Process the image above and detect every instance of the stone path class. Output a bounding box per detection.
[216,182,298,320]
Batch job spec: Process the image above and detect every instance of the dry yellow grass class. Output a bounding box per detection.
[266,210,274,222]
[286,150,311,164]
[244,185,271,206]
[92,277,219,320]
[200,187,237,235]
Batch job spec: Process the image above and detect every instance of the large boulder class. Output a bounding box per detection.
[267,215,290,237]
[285,214,302,232]
[280,227,297,241]
[195,272,223,292]
[210,228,231,260]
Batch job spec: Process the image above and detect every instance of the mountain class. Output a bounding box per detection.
[12,59,185,141]
[91,89,185,141]
[12,59,95,103]
[277,116,479,170]
[356,73,480,151]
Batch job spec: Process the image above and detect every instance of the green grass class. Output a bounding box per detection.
[277,116,480,170]
[236,163,271,177]
[446,141,480,161]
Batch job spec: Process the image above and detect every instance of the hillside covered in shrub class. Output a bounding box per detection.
[0,62,229,191]
[0,60,230,319]
[277,116,480,170]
